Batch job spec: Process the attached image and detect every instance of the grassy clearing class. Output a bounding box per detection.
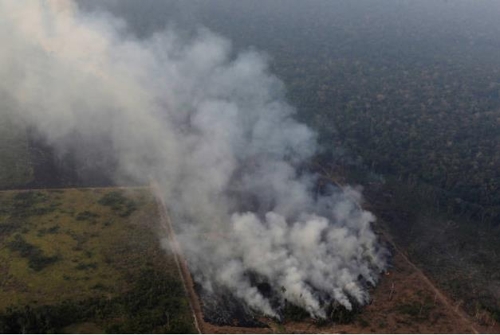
[0,188,195,333]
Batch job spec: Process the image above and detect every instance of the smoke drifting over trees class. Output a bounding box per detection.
[0,0,387,318]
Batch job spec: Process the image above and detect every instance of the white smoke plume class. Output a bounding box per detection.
[0,0,388,318]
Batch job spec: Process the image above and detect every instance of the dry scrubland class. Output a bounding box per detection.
[0,188,195,333]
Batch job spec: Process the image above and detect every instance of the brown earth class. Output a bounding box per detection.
[196,238,500,334]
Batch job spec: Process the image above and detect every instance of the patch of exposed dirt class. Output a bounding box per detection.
[198,239,500,334]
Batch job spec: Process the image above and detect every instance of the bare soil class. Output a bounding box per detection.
[193,234,500,334]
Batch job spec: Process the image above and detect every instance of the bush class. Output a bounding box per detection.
[11,192,57,217]
[0,221,19,235]
[98,192,137,217]
[0,300,94,333]
[7,234,59,271]
[75,262,98,271]
[327,301,359,324]
[75,211,99,222]
[37,225,60,236]
[283,302,309,322]
[0,268,196,333]
[397,302,431,320]
[358,317,370,328]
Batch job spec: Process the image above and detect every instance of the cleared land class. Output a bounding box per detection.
[1,186,499,334]
[0,188,195,333]
[201,237,499,334]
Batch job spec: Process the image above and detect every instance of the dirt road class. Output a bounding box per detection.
[150,182,205,334]
[381,231,481,333]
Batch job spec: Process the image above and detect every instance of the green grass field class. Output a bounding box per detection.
[0,114,33,189]
[0,188,195,333]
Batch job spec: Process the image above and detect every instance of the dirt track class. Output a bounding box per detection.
[150,182,205,334]
[380,230,481,334]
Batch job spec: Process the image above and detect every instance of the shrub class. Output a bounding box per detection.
[7,234,59,271]
[283,302,309,322]
[98,192,137,217]
[0,268,196,333]
[75,211,99,222]
[75,262,98,271]
[37,225,60,236]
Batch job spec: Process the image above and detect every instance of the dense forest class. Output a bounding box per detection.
[80,0,500,224]
[197,1,500,224]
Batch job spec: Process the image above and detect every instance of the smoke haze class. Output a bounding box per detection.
[0,0,387,318]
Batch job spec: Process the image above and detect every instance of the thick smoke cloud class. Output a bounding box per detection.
[0,0,388,318]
